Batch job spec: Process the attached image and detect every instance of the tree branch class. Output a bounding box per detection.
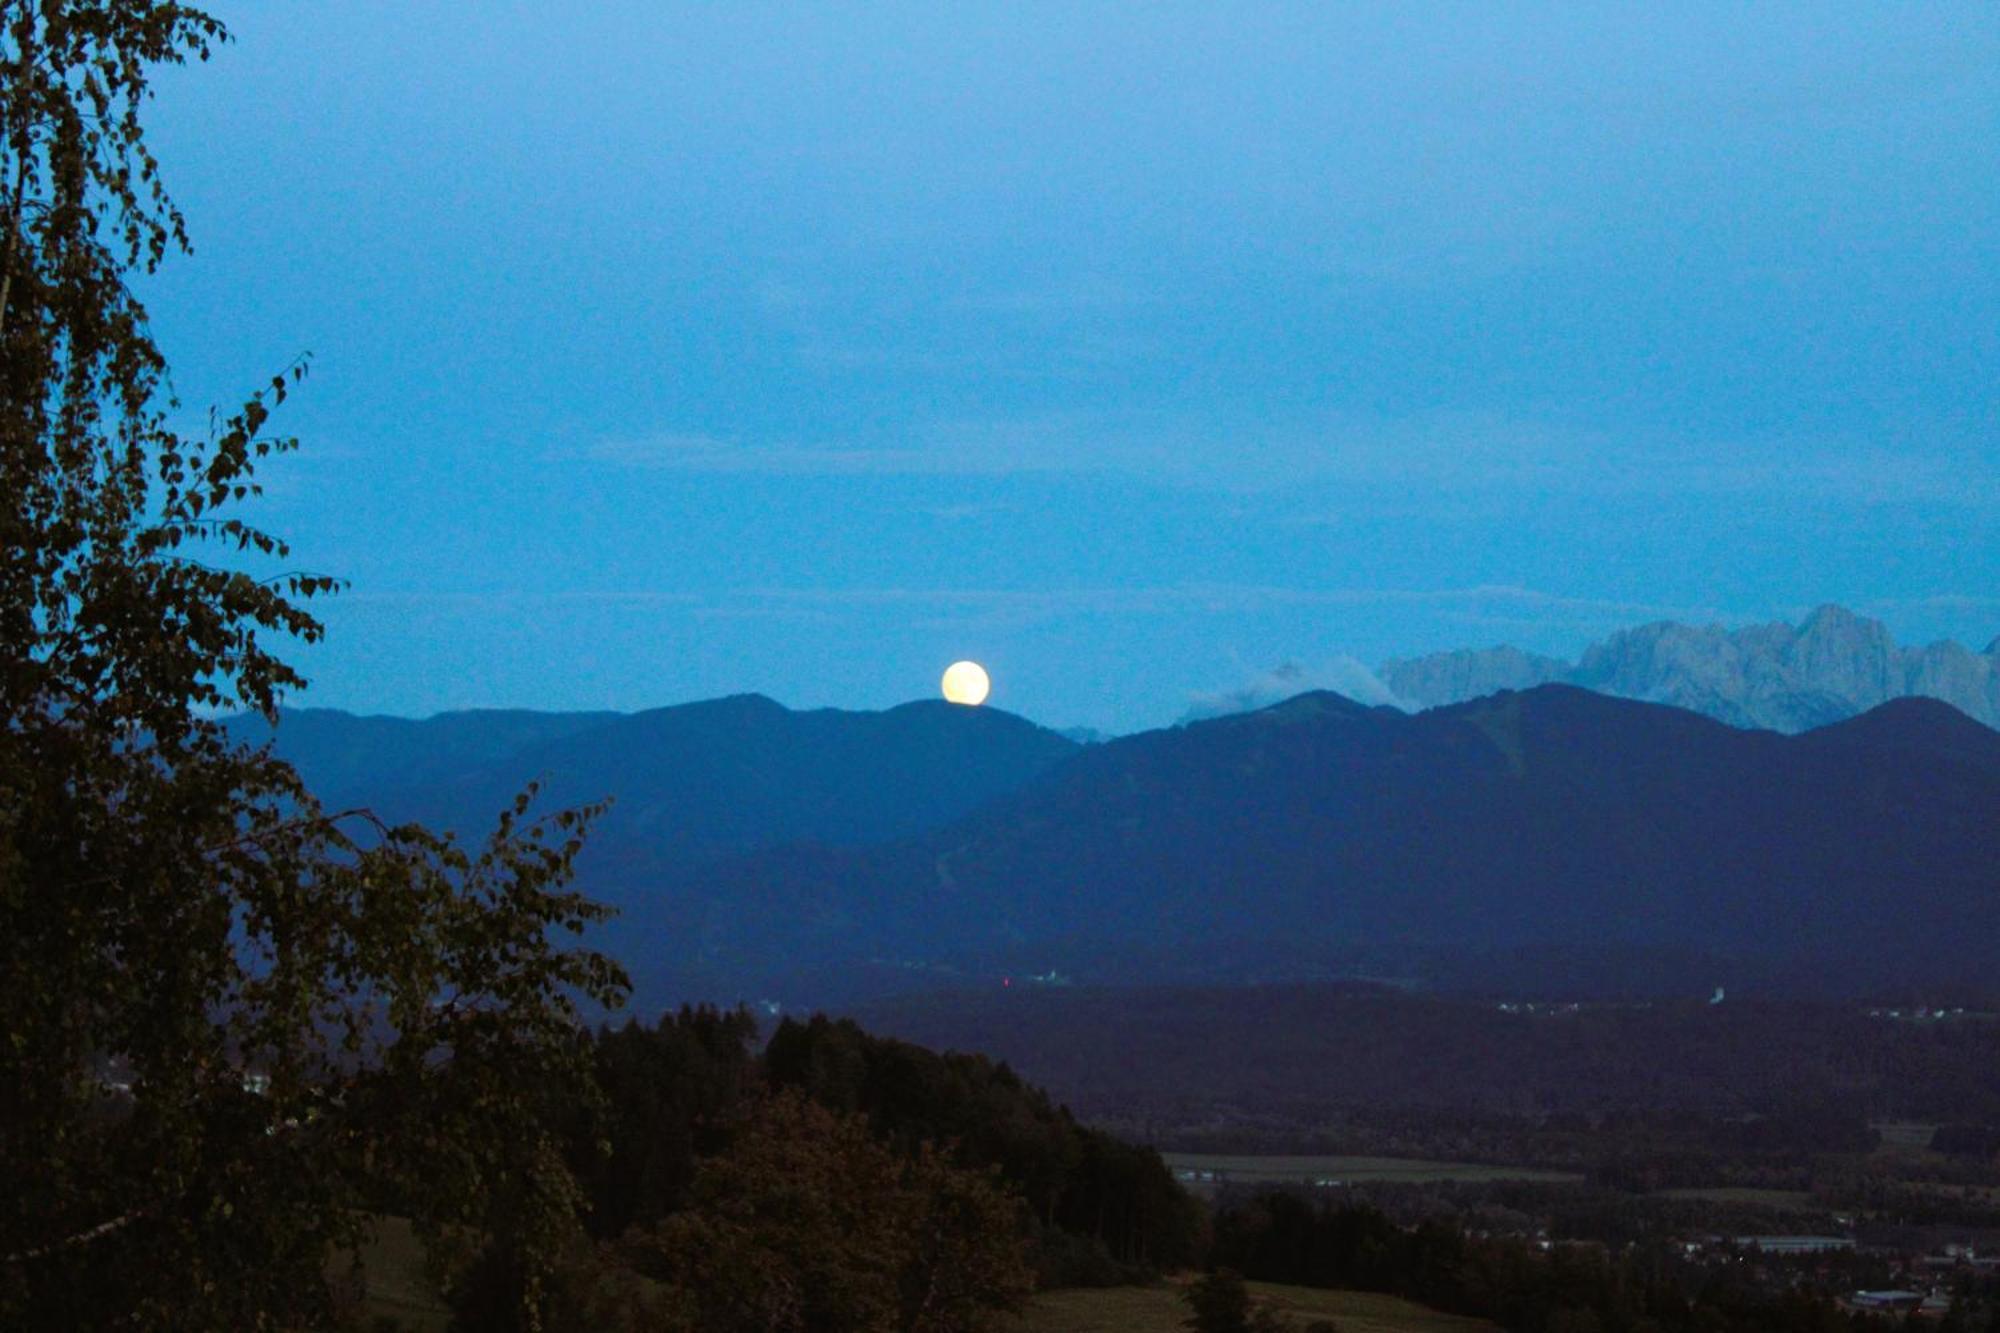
[2,1211,139,1265]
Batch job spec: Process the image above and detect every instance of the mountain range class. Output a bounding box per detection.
[665,686,2000,1004]
[232,664,2000,1009]
[1381,604,2000,732]
[237,680,2000,1008]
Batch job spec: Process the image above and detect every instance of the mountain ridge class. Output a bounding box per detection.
[229,693,1080,865]
[638,686,2000,1005]
[229,684,2000,1009]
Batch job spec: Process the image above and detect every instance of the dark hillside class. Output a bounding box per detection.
[235,694,1078,862]
[237,688,2000,1006]
[644,687,2000,1003]
[224,705,622,808]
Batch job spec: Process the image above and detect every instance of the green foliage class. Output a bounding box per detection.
[0,4,626,1327]
[1183,1268,1253,1333]
[571,1006,761,1239]
[574,1090,1032,1333]
[1180,1269,1290,1333]
[550,1007,1203,1320]
[764,1013,1204,1275]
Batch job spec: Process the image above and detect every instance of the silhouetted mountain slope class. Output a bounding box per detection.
[234,694,1078,864]
[1797,694,2000,773]
[235,686,2000,1006]
[225,706,624,810]
[646,687,2000,1003]
[1381,604,2000,732]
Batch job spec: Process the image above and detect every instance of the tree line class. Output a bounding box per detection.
[508,1007,1201,1330]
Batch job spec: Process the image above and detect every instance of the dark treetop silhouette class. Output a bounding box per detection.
[1,5,623,1326]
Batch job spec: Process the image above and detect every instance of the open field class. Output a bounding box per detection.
[1164,1151,1583,1192]
[341,1216,449,1333]
[1009,1280,1499,1333]
[347,1217,1496,1333]
[1873,1122,1941,1153]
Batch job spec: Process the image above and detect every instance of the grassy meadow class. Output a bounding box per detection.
[344,1215,1494,1333]
[1871,1121,1941,1153]
[340,1217,449,1332]
[1009,1280,1499,1332]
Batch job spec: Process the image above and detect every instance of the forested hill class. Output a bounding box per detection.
[641,686,2000,1004]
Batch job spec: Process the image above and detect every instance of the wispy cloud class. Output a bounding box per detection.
[913,501,1017,520]
[570,434,943,476]
[950,277,1150,315]
[1272,415,2000,510]
[327,584,1995,662]
[565,410,1997,509]
[675,582,1714,636]
[340,589,704,608]
[563,422,1106,478]
[1860,593,2000,617]
[1182,657,1410,722]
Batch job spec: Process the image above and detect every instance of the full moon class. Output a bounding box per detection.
[940,660,991,706]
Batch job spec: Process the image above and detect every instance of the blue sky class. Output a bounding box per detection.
[140,3,1998,732]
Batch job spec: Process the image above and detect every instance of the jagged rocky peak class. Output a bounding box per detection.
[1783,604,1897,700]
[1576,619,1738,688]
[1906,639,1991,698]
[1378,644,1566,709]
[1379,605,1999,734]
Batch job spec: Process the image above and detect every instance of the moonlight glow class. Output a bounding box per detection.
[940,660,991,706]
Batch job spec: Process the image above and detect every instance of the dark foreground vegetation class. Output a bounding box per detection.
[3,3,637,1328]
[518,1007,1199,1331]
[359,1003,1974,1332]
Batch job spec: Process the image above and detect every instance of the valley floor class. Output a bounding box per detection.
[1163,1150,1583,1195]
